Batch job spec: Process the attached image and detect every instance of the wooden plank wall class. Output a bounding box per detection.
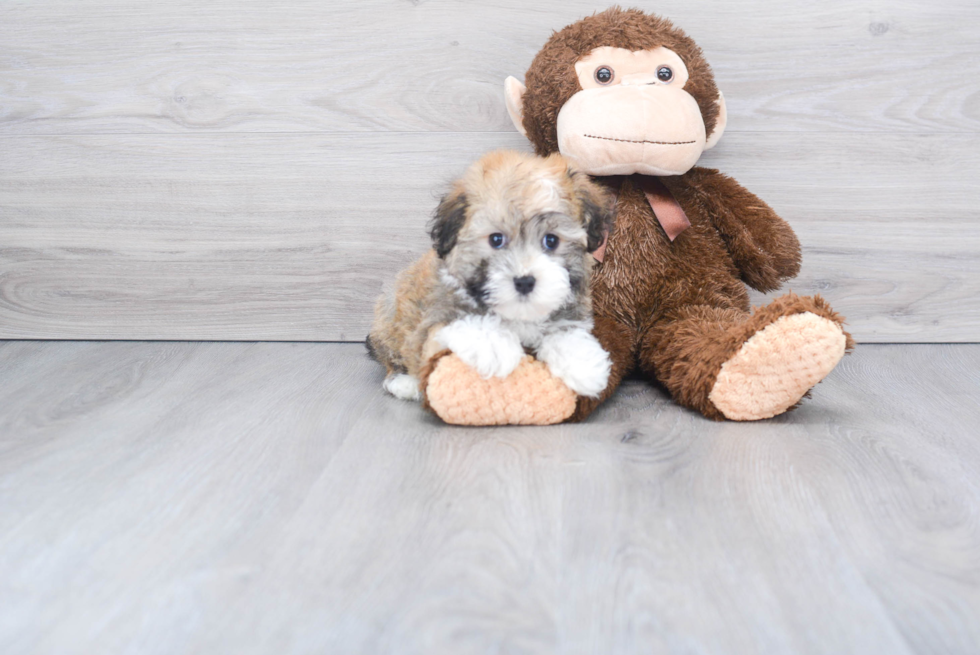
[1,1,978,342]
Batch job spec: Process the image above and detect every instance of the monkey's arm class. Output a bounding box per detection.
[683,167,801,293]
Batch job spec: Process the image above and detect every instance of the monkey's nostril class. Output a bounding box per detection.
[514,275,536,295]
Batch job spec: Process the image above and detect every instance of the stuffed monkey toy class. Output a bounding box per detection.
[420,7,853,424]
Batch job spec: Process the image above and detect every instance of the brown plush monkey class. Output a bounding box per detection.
[421,7,853,423]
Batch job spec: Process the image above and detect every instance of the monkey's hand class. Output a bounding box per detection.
[683,167,802,293]
[536,328,612,398]
[435,315,524,379]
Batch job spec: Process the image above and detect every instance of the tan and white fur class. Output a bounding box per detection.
[367,150,615,402]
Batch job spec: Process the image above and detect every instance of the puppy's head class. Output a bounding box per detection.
[429,150,615,322]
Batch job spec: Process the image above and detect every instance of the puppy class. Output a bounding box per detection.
[367,150,615,403]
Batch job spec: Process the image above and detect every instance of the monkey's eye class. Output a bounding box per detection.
[488,233,507,249]
[657,66,673,83]
[542,234,560,251]
[594,66,614,85]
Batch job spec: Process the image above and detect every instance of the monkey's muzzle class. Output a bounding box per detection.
[556,85,707,177]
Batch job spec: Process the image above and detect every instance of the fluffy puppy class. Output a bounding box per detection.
[367,150,615,402]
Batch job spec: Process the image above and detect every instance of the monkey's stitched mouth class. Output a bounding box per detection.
[583,134,696,145]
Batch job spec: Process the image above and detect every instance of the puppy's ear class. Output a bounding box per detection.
[428,189,468,258]
[570,171,616,253]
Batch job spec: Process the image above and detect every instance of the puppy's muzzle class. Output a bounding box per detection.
[514,275,536,296]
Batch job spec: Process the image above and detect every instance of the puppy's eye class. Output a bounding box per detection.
[488,233,507,249]
[542,234,560,251]
[594,66,614,85]
[657,66,673,83]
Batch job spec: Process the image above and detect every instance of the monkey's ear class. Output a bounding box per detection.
[704,91,727,150]
[504,76,528,138]
[571,173,616,253]
[428,190,468,258]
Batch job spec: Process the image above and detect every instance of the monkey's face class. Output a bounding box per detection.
[556,46,712,176]
[504,10,728,176]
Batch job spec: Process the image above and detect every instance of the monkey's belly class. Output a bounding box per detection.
[589,199,750,332]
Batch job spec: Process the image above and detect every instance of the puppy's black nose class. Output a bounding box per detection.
[514,275,536,295]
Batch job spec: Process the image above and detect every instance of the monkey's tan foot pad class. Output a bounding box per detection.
[425,354,576,426]
[708,312,847,421]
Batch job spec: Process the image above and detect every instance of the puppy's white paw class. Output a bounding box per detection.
[537,328,611,398]
[436,315,524,379]
[383,373,421,401]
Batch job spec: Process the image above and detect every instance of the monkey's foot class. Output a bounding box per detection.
[708,312,847,421]
[421,351,576,426]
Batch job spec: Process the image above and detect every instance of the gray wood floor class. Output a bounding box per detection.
[2,341,978,654]
[2,1,979,342]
